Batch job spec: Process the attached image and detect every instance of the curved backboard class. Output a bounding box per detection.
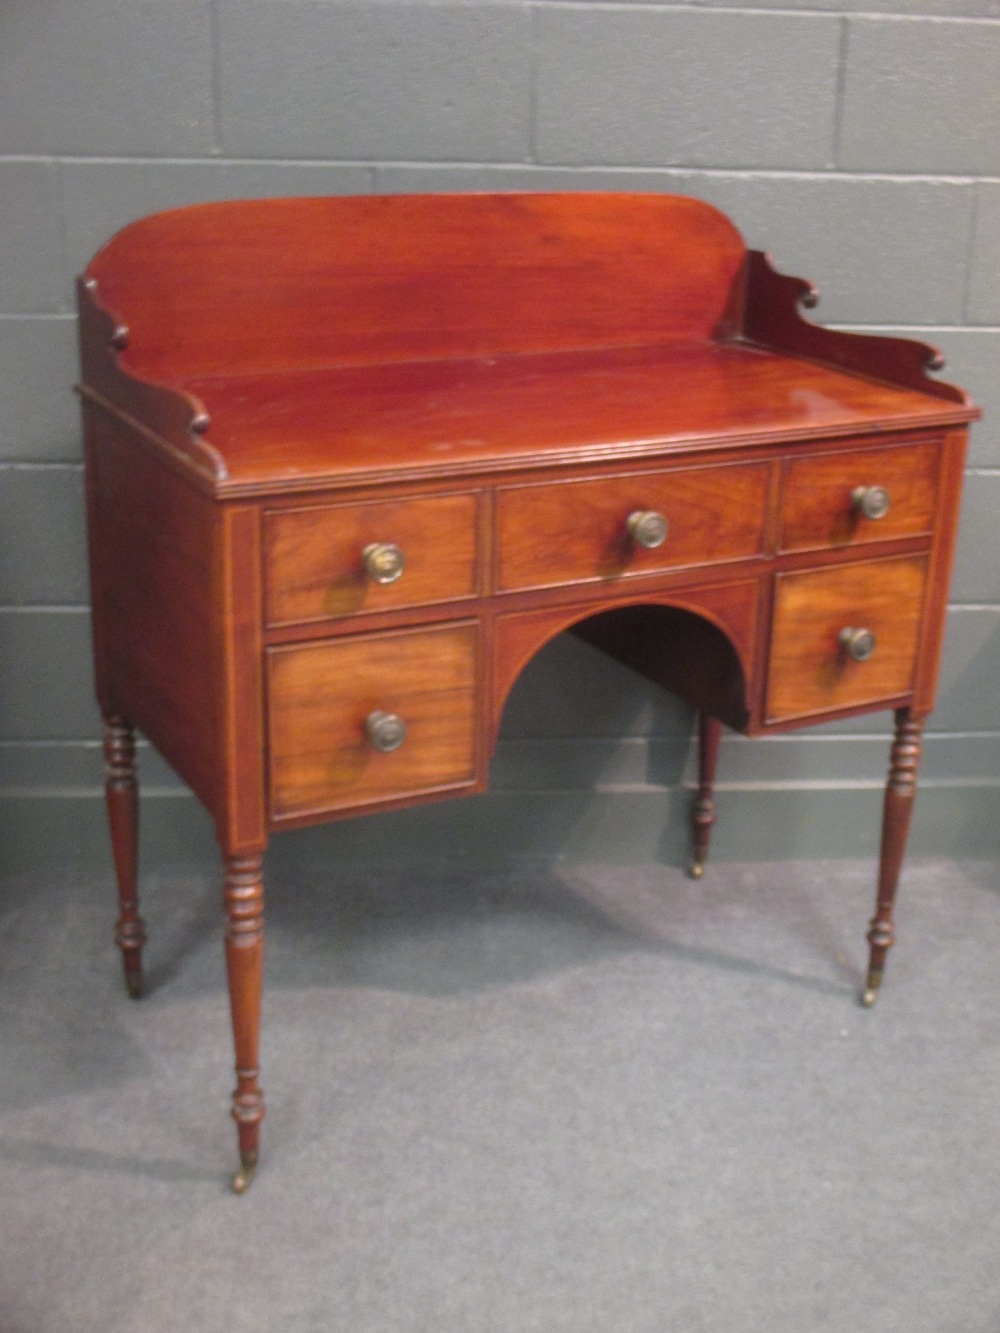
[84,193,748,379]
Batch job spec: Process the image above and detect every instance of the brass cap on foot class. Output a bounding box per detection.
[231,1151,258,1195]
[861,971,883,1008]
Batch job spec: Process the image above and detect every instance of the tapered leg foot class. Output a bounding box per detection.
[104,716,146,998]
[231,1149,258,1195]
[861,971,882,1008]
[862,710,922,1007]
[224,850,266,1195]
[689,714,722,879]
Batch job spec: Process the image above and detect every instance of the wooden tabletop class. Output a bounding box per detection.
[176,337,967,494]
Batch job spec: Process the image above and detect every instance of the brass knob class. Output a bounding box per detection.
[851,486,890,520]
[627,510,669,550]
[364,710,407,752]
[839,627,877,662]
[362,542,405,584]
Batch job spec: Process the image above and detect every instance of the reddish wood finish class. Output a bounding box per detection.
[496,461,769,592]
[690,714,723,880]
[177,343,966,497]
[223,850,266,1194]
[77,277,222,487]
[77,193,978,1189]
[743,250,968,405]
[267,622,479,820]
[217,505,268,853]
[911,427,970,715]
[493,580,760,739]
[779,437,939,554]
[85,193,748,380]
[265,492,479,627]
[863,710,924,1006]
[83,405,225,813]
[766,555,928,724]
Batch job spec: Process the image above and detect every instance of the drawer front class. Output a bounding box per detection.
[267,623,478,819]
[766,555,927,723]
[497,462,769,592]
[780,439,939,554]
[264,493,478,628]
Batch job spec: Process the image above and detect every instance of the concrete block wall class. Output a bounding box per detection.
[2,0,999,870]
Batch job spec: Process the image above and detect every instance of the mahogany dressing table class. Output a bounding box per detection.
[77,194,978,1192]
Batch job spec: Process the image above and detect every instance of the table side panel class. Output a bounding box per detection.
[912,425,971,714]
[83,406,227,815]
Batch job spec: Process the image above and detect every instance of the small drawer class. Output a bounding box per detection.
[267,622,478,819]
[264,493,478,628]
[496,462,769,593]
[766,555,927,724]
[779,439,939,554]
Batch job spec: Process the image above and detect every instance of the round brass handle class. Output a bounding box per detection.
[627,510,669,550]
[364,710,407,752]
[362,542,405,585]
[839,627,877,662]
[851,486,891,521]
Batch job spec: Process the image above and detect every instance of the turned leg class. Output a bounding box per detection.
[223,850,266,1193]
[862,709,923,1008]
[103,715,145,999]
[689,713,723,879]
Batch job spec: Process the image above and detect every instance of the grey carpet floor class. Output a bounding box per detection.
[2,857,999,1332]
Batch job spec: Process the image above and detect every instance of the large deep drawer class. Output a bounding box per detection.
[766,555,928,724]
[267,622,479,819]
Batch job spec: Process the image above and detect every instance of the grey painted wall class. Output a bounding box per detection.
[1,0,999,870]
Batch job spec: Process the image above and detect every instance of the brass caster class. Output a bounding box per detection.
[688,859,704,880]
[124,972,143,1000]
[861,972,882,1009]
[231,1151,258,1195]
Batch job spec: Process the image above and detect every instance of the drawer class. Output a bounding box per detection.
[264,493,478,628]
[780,439,939,554]
[766,555,927,724]
[267,623,478,819]
[497,462,769,592]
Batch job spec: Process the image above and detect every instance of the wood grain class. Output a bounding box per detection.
[174,343,970,498]
[79,197,977,500]
[766,555,928,723]
[85,406,221,810]
[863,710,923,1004]
[743,250,972,406]
[779,436,940,554]
[223,849,266,1186]
[77,191,979,1184]
[497,460,770,592]
[84,193,748,379]
[493,579,760,738]
[267,622,479,819]
[265,492,479,627]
